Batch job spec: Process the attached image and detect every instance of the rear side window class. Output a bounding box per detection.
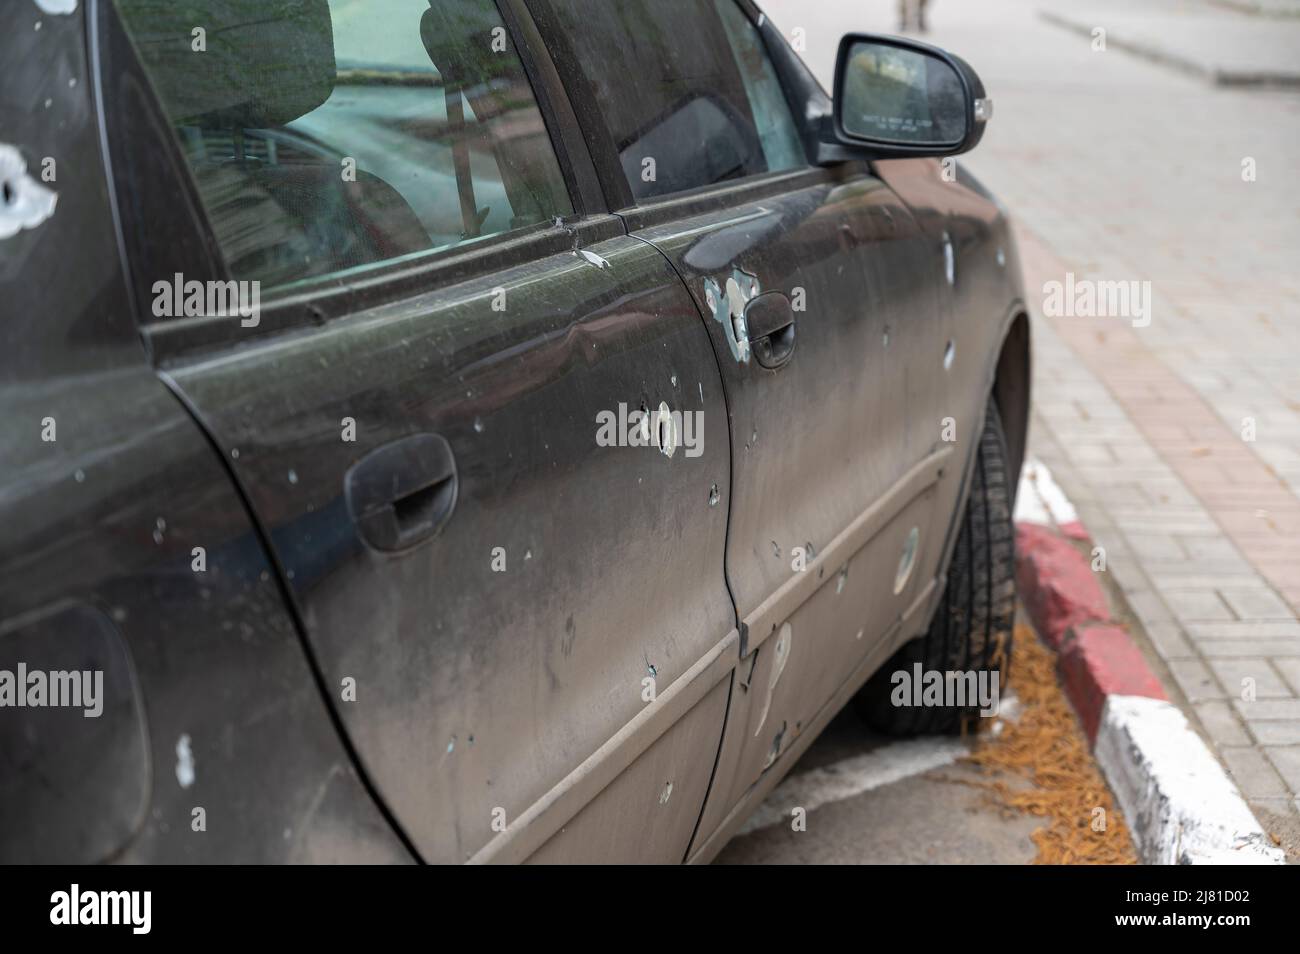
[113,0,572,292]
[546,0,806,202]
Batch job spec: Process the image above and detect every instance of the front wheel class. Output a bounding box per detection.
[855,397,1017,735]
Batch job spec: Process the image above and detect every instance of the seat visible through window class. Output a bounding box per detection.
[115,0,572,293]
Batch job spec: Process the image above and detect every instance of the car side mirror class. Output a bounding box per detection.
[827,34,990,159]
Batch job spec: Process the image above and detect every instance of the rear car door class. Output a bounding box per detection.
[1,7,406,863]
[104,0,736,863]
[533,0,957,841]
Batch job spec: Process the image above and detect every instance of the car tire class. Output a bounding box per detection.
[855,397,1017,735]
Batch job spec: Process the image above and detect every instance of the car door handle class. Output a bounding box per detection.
[745,292,797,370]
[345,433,458,552]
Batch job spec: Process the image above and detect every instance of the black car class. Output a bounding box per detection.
[1,0,1029,863]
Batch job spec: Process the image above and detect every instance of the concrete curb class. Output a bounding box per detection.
[1014,459,1284,864]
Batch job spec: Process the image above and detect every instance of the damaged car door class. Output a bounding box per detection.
[104,0,736,862]
[533,0,954,847]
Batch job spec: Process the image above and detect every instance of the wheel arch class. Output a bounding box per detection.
[992,309,1031,504]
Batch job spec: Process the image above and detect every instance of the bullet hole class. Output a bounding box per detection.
[175,734,195,788]
[656,401,677,458]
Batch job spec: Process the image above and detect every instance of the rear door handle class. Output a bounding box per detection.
[345,433,458,552]
[745,292,797,370]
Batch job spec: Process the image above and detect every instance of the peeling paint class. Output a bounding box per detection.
[658,781,673,805]
[703,267,760,363]
[0,145,58,240]
[575,248,610,269]
[33,0,78,14]
[763,721,787,770]
[894,527,921,595]
[754,622,792,736]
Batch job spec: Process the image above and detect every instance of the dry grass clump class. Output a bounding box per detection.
[965,624,1137,865]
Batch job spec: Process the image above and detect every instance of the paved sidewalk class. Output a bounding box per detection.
[1039,0,1300,87]
[760,0,1300,832]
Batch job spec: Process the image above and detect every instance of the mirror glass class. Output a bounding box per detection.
[840,41,967,146]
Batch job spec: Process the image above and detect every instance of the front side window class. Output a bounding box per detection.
[546,0,807,202]
[114,0,572,293]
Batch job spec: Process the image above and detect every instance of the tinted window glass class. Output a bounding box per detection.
[547,0,805,201]
[115,0,572,292]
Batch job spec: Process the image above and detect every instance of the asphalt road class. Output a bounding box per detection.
[715,708,1042,863]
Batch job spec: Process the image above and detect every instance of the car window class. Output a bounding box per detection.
[113,0,572,293]
[546,0,806,202]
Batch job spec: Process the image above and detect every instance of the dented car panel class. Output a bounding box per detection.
[2,0,1028,864]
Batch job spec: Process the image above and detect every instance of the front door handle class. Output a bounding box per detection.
[345,433,458,552]
[745,292,797,370]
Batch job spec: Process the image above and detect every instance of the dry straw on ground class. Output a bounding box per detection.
[965,623,1137,864]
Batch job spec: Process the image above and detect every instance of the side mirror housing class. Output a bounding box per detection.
[826,34,990,160]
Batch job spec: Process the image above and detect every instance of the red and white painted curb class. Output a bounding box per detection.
[1014,459,1284,865]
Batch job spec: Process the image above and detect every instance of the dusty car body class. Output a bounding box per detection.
[0,0,1028,863]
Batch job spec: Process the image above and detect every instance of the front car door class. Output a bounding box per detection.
[532,0,958,853]
[104,0,736,863]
